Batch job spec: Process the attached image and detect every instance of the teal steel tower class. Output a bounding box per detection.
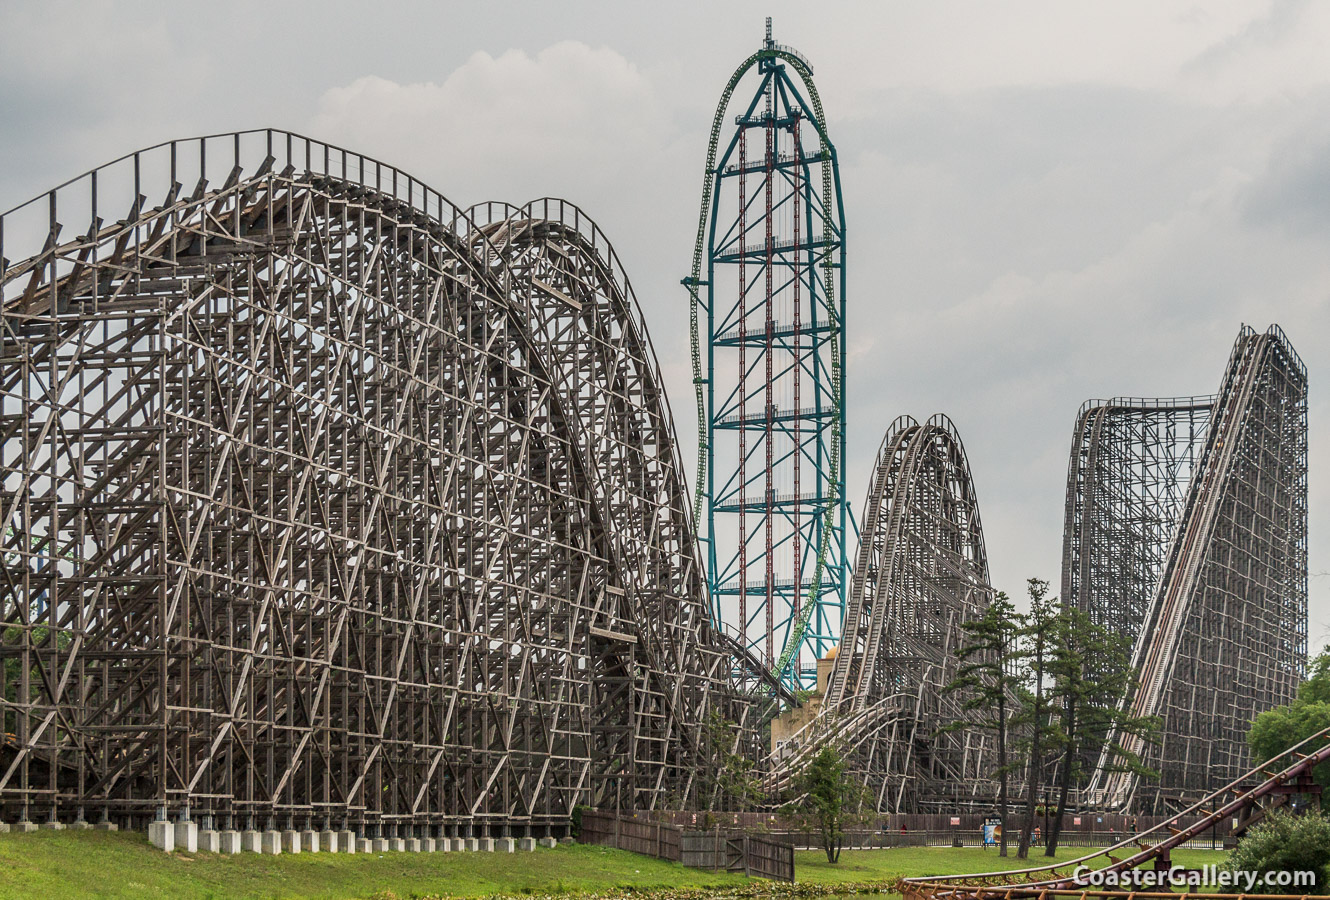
[684,21,847,691]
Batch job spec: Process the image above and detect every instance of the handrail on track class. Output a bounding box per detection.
[902,724,1330,896]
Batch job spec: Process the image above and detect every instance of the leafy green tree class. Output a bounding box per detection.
[784,745,869,863]
[1224,808,1330,894]
[698,711,764,810]
[1043,607,1158,856]
[944,590,1020,856]
[1248,647,1330,810]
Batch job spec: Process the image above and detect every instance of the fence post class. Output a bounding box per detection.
[743,835,751,877]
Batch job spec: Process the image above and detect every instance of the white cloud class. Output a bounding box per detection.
[311,41,670,206]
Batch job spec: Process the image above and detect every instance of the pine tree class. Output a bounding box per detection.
[1013,578,1058,859]
[1043,606,1158,856]
[944,590,1020,856]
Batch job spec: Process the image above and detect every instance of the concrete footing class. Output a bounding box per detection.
[13,821,37,833]
[70,820,92,831]
[357,838,373,853]
[389,837,405,852]
[518,837,536,851]
[175,821,198,853]
[495,837,514,852]
[301,830,319,852]
[219,831,242,854]
[242,830,262,853]
[467,837,481,851]
[41,820,66,831]
[338,831,356,853]
[405,838,421,852]
[95,821,118,832]
[319,831,338,853]
[422,837,436,852]
[148,820,174,852]
[538,837,557,849]
[281,830,300,853]
[261,831,282,854]
[371,838,388,853]
[476,837,494,852]
[198,829,220,853]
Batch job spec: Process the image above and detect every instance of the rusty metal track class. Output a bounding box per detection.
[902,725,1330,898]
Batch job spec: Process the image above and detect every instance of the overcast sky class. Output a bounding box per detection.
[2,0,1326,645]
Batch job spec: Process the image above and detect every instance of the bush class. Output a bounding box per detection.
[571,804,589,839]
[1225,809,1330,894]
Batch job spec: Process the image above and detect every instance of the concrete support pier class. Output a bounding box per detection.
[175,820,198,853]
[261,831,283,854]
[219,831,242,854]
[148,820,174,852]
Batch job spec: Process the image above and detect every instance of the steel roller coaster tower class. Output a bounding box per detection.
[685,21,848,691]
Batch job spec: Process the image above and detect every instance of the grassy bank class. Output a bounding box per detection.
[0,831,745,900]
[0,829,1229,900]
[795,845,1227,885]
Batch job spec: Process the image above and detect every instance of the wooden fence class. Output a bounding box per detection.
[579,811,794,882]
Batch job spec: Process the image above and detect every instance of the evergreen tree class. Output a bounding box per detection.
[1043,607,1158,856]
[1012,578,1057,859]
[944,590,1020,856]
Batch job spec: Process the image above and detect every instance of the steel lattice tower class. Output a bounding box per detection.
[684,21,847,691]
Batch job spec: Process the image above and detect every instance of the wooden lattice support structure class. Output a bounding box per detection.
[0,131,761,832]
[1063,324,1308,813]
[767,415,997,813]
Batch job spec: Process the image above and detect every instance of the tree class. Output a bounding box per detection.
[1012,578,1058,859]
[944,590,1021,856]
[1043,607,1158,856]
[785,745,869,863]
[1223,808,1330,894]
[698,710,764,811]
[1248,646,1330,810]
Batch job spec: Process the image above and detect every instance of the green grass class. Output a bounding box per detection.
[0,831,747,900]
[795,845,1229,885]
[0,830,1230,900]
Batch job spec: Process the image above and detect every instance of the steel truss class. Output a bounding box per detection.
[0,132,760,832]
[1064,325,1308,813]
[768,415,997,813]
[686,23,848,692]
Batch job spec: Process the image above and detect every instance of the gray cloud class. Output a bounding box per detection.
[1,0,1326,643]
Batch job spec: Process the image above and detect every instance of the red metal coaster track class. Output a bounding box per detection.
[901,726,1330,900]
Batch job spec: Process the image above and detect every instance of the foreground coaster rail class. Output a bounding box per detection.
[900,725,1330,900]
